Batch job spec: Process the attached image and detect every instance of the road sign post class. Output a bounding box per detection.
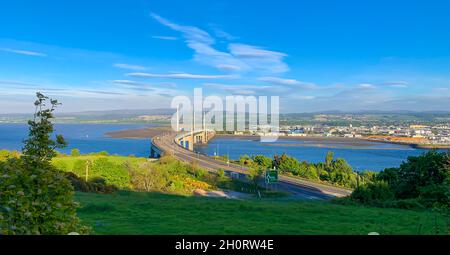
[265,170,278,190]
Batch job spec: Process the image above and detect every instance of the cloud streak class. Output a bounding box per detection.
[259,76,318,89]
[204,82,288,95]
[0,48,47,57]
[152,35,178,41]
[114,63,148,71]
[126,72,238,80]
[112,79,176,88]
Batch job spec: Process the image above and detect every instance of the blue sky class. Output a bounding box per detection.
[0,0,449,113]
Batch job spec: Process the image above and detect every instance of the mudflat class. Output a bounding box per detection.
[106,126,173,139]
[215,134,371,143]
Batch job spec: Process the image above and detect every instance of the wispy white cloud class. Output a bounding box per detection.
[151,35,178,41]
[112,80,155,91]
[380,81,409,88]
[229,44,286,59]
[259,76,317,89]
[150,13,288,73]
[216,64,242,71]
[126,72,238,80]
[204,82,287,95]
[114,63,147,71]
[151,13,214,44]
[358,83,375,89]
[0,80,128,98]
[112,79,176,88]
[209,24,238,40]
[296,95,316,100]
[0,48,47,57]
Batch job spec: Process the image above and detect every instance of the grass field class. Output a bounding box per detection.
[52,155,147,170]
[75,191,448,235]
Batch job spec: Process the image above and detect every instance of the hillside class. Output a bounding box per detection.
[75,191,447,235]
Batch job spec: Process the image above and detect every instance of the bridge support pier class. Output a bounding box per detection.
[176,130,215,151]
[150,143,162,158]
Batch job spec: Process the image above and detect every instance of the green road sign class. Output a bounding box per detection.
[265,170,278,184]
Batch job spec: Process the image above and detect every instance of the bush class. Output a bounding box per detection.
[65,172,117,194]
[350,181,395,205]
[0,150,20,161]
[418,184,450,209]
[71,148,80,157]
[217,169,225,178]
[90,151,109,156]
[129,163,170,192]
[90,158,131,188]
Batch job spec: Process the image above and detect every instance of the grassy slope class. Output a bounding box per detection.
[75,191,447,235]
[52,155,146,169]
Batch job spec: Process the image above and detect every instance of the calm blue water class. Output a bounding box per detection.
[195,137,448,172]
[0,123,153,157]
[1,123,447,171]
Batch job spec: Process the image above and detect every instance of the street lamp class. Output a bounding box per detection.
[227,146,230,167]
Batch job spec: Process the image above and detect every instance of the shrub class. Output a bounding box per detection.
[418,184,450,209]
[71,148,80,157]
[129,163,169,192]
[90,151,109,156]
[65,172,117,194]
[217,169,225,178]
[350,181,395,205]
[90,158,131,188]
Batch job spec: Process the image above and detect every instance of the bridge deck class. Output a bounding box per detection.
[152,131,352,199]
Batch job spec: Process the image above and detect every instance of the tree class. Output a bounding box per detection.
[327,158,355,187]
[0,92,87,235]
[239,155,252,166]
[395,151,448,199]
[274,153,301,175]
[350,181,395,205]
[325,151,334,168]
[71,148,80,157]
[252,155,272,169]
[350,151,450,209]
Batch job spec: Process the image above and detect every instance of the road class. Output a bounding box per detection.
[152,132,353,200]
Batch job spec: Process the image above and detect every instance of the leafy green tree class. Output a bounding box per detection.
[252,155,273,169]
[239,155,252,166]
[350,181,395,205]
[350,151,449,209]
[300,165,319,180]
[325,151,334,168]
[274,154,301,175]
[0,92,87,235]
[395,151,448,199]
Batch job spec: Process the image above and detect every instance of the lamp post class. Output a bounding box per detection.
[227,146,230,167]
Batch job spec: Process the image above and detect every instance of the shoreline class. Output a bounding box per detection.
[105,128,450,149]
[211,134,450,149]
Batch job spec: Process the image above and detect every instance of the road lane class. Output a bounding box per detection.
[153,133,352,200]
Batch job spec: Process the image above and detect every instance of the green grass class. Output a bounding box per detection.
[75,191,448,235]
[52,155,147,170]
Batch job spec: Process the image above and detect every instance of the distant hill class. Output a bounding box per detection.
[1,108,449,125]
[0,108,175,124]
[57,108,175,116]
